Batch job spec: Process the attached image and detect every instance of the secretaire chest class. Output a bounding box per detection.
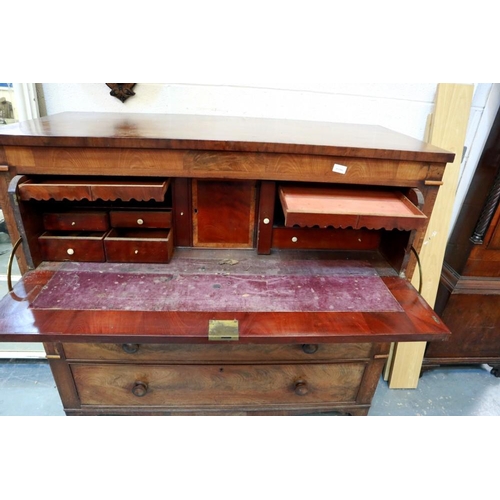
[0,112,454,415]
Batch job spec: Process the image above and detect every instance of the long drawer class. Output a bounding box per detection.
[63,342,374,363]
[71,362,366,406]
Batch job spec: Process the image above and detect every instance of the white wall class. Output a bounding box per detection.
[36,82,499,232]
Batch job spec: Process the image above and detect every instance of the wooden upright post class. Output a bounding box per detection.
[388,83,474,389]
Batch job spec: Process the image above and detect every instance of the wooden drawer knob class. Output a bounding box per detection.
[302,344,318,354]
[132,381,148,397]
[122,343,140,354]
[294,380,309,396]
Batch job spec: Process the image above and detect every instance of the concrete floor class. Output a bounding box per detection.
[0,358,499,416]
[370,363,500,416]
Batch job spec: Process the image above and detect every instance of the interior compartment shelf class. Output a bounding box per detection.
[279,185,427,231]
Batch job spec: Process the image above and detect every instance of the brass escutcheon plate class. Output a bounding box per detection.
[208,319,239,341]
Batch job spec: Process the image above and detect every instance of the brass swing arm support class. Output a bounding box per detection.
[7,237,22,293]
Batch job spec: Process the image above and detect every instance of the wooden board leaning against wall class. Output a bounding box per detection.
[387,83,474,389]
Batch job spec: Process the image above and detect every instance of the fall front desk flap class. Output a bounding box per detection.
[0,250,449,343]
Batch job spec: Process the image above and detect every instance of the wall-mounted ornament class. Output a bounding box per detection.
[106,83,136,103]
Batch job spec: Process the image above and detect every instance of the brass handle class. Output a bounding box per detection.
[302,344,318,354]
[122,343,140,354]
[132,381,148,397]
[7,237,22,293]
[294,380,309,396]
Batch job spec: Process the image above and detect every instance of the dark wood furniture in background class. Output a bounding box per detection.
[426,109,500,376]
[0,112,453,415]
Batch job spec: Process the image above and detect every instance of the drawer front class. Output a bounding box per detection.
[63,342,374,362]
[39,232,106,262]
[110,210,172,229]
[272,227,380,250]
[104,229,173,263]
[43,211,110,231]
[72,362,366,406]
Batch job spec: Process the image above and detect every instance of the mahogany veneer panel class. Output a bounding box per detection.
[193,180,256,248]
[6,148,440,187]
[279,186,427,231]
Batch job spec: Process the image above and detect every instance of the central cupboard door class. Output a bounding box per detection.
[192,180,257,248]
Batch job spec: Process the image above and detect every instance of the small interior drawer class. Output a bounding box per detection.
[110,210,172,229]
[43,211,110,231]
[279,185,427,231]
[39,231,107,262]
[104,228,174,263]
[272,227,381,250]
[18,178,170,202]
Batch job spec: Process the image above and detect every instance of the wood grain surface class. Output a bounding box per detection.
[62,342,374,363]
[0,112,454,162]
[72,362,366,406]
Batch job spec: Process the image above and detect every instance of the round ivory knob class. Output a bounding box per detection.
[67,248,75,255]
[137,218,144,225]
[263,218,270,225]
[291,237,298,243]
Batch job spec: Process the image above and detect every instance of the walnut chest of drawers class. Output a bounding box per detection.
[0,112,454,416]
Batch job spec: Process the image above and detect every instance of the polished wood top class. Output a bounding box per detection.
[0,112,454,163]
